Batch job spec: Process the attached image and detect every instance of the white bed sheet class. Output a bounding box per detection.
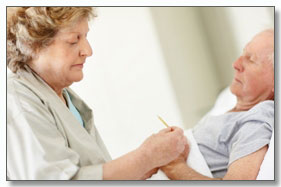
[148,129,213,180]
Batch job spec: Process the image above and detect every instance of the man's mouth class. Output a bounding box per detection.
[234,78,242,84]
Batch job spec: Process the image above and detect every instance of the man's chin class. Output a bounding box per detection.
[230,84,239,96]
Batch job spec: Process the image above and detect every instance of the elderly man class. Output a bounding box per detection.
[160,29,274,180]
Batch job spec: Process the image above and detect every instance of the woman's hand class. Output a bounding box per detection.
[160,142,190,175]
[103,126,187,180]
[138,126,188,169]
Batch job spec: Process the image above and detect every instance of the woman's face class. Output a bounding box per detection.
[230,32,274,103]
[30,18,92,89]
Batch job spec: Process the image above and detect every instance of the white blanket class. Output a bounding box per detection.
[148,129,213,180]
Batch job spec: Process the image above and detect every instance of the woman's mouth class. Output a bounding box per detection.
[72,63,84,68]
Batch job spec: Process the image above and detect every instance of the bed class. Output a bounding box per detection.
[149,87,274,180]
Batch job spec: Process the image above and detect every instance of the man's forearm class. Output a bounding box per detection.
[162,162,222,180]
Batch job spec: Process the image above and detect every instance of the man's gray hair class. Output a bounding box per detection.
[262,28,274,69]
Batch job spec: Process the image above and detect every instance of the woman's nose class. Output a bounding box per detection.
[232,56,244,72]
[80,39,93,57]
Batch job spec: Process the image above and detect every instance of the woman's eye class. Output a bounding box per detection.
[69,35,81,45]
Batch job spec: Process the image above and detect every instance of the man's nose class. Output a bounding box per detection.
[232,56,244,72]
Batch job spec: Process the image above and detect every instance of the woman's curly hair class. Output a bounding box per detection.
[7,7,96,73]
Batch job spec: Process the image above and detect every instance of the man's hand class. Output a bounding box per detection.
[159,144,268,180]
[139,167,159,180]
[161,142,190,175]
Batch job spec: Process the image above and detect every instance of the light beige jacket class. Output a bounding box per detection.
[7,66,111,180]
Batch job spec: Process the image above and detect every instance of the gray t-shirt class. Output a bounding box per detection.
[193,100,274,178]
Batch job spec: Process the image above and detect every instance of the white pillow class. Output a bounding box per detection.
[207,87,236,116]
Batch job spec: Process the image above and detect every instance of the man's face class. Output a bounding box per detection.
[230,31,274,103]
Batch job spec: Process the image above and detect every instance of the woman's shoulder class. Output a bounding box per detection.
[7,70,51,116]
[8,68,54,100]
[8,71,31,96]
[8,71,40,98]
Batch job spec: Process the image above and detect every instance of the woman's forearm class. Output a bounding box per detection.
[103,148,152,180]
[103,126,187,180]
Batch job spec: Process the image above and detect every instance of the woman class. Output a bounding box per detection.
[159,29,274,180]
[7,7,187,180]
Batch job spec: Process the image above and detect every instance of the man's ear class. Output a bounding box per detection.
[271,87,274,100]
[271,77,274,94]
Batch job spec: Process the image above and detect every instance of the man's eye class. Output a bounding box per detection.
[69,41,78,45]
[248,57,255,63]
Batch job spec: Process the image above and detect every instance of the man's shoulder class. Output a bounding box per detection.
[251,100,274,113]
[250,100,274,120]
[240,100,274,129]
